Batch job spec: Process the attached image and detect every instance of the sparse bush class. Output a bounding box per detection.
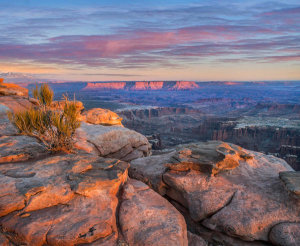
[32,83,54,107]
[8,84,81,152]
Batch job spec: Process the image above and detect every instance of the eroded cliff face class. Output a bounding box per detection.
[83,81,199,90]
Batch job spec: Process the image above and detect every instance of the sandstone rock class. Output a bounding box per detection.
[0,155,129,245]
[187,232,208,246]
[119,179,188,246]
[0,232,13,246]
[166,141,252,175]
[0,104,18,136]
[129,151,174,194]
[75,122,151,161]
[0,135,48,163]
[0,82,28,97]
[279,171,300,199]
[82,108,123,126]
[0,96,33,112]
[269,222,300,246]
[129,141,299,243]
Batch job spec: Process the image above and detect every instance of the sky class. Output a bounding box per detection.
[0,0,299,81]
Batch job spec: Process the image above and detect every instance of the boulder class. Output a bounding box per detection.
[165,141,253,175]
[119,179,188,246]
[0,135,48,163]
[0,155,129,245]
[0,82,28,97]
[129,141,300,244]
[82,108,123,126]
[75,122,151,162]
[269,222,300,246]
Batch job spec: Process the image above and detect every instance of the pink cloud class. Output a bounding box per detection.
[0,25,298,68]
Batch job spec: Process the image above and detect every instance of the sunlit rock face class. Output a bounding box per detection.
[83,81,199,90]
[82,108,123,126]
[75,122,151,162]
[0,155,190,246]
[84,82,126,90]
[0,80,28,97]
[173,81,199,90]
[0,96,33,113]
[0,155,129,245]
[129,141,300,244]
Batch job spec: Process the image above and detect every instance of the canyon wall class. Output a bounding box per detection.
[83,81,199,90]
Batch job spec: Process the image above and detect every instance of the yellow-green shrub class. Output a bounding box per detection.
[8,84,81,152]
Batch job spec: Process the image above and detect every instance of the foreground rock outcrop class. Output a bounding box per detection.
[0,155,188,245]
[130,141,300,245]
[0,79,28,97]
[75,122,151,161]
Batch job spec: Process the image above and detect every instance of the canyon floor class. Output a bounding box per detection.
[0,82,299,245]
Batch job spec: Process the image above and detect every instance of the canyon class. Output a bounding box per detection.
[0,81,299,245]
[27,81,300,171]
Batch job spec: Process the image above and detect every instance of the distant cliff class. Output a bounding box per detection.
[83,81,199,90]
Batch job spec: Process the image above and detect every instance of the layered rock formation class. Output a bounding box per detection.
[83,81,199,91]
[0,155,188,245]
[129,141,300,245]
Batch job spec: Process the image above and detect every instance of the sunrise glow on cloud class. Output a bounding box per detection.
[0,0,299,81]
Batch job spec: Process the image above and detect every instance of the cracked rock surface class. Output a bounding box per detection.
[120,178,188,246]
[130,141,300,244]
[75,122,151,162]
[0,154,189,245]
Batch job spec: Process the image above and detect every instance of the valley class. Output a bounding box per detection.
[35,81,300,170]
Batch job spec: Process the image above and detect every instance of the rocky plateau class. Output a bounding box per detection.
[0,81,299,246]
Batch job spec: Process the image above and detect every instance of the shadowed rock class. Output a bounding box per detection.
[0,104,18,136]
[119,179,188,246]
[279,171,300,199]
[0,135,48,163]
[269,222,300,246]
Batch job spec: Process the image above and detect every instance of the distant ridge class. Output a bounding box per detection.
[83,81,199,90]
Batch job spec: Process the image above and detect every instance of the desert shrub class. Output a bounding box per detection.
[32,83,54,107]
[8,84,81,152]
